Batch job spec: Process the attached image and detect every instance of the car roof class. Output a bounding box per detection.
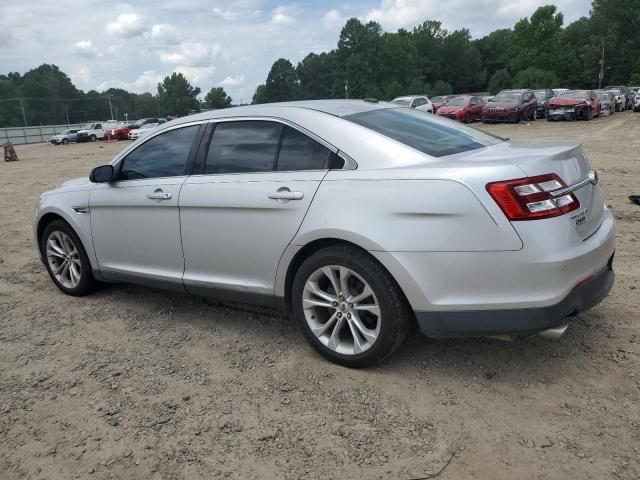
[168,100,397,125]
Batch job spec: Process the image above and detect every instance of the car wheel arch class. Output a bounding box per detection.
[281,238,413,318]
[36,212,94,268]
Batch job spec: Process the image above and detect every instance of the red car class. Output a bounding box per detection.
[430,95,454,112]
[547,90,601,121]
[436,95,484,123]
[482,89,537,123]
[107,123,138,140]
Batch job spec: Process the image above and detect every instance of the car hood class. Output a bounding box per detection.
[484,101,518,109]
[438,105,466,114]
[549,98,588,107]
[59,176,91,188]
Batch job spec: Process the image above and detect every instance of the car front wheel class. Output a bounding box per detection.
[41,220,95,296]
[292,245,412,368]
[89,134,97,142]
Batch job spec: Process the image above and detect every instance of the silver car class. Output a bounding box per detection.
[50,129,80,145]
[34,100,615,367]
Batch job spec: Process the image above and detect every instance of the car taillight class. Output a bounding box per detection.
[486,173,580,221]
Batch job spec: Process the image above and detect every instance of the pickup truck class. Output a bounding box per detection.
[76,123,106,142]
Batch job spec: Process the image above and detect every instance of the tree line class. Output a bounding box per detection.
[1,1,639,128]
[253,2,640,103]
[0,67,232,128]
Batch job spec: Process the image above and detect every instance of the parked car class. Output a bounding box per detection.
[604,86,628,111]
[107,123,139,140]
[482,89,537,123]
[532,89,555,118]
[128,122,160,140]
[610,85,634,109]
[436,95,484,123]
[594,90,616,115]
[430,95,453,112]
[634,92,640,112]
[390,95,433,113]
[76,123,106,142]
[547,90,601,121]
[480,95,494,103]
[33,100,615,367]
[50,129,80,145]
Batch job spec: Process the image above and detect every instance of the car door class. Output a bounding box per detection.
[179,120,334,303]
[470,97,481,120]
[89,124,202,287]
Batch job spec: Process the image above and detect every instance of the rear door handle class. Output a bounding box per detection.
[147,189,172,200]
[268,188,304,201]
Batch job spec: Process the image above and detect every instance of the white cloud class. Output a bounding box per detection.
[321,9,343,29]
[159,41,221,67]
[144,23,180,42]
[70,40,102,58]
[106,13,146,37]
[271,5,296,25]
[70,67,91,84]
[219,74,245,87]
[212,7,262,21]
[175,65,217,84]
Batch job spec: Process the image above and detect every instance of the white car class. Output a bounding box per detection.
[76,123,106,142]
[390,95,433,113]
[33,100,615,367]
[128,122,160,140]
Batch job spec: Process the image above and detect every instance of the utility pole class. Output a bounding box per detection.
[345,80,349,100]
[108,95,114,120]
[64,105,70,125]
[598,42,605,89]
[18,97,27,127]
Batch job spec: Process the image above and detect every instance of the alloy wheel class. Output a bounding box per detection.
[46,230,82,289]
[302,265,381,355]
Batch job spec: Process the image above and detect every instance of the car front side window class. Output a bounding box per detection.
[119,125,199,180]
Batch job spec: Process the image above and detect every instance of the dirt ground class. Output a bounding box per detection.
[1,112,639,480]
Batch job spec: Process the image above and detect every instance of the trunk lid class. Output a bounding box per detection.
[453,139,603,239]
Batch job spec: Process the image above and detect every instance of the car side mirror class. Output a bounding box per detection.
[89,165,115,183]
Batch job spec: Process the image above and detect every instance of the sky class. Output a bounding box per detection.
[0,0,592,103]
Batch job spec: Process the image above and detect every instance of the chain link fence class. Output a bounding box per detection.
[1,124,86,145]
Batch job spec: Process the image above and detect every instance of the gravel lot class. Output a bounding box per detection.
[1,113,639,480]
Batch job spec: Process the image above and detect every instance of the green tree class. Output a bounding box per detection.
[432,80,453,96]
[439,29,484,92]
[380,29,417,93]
[204,87,232,108]
[412,21,447,86]
[513,67,560,88]
[252,84,268,104]
[157,72,201,116]
[259,58,300,103]
[488,69,512,94]
[297,52,340,99]
[133,93,159,118]
[337,18,383,98]
[511,5,564,73]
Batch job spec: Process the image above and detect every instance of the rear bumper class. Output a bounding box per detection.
[415,258,614,337]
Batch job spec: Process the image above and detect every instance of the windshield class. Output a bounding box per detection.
[391,98,412,106]
[431,96,447,103]
[446,96,470,106]
[140,123,158,130]
[597,93,609,99]
[345,108,503,158]
[62,129,75,134]
[134,119,148,126]
[492,93,522,103]
[559,91,589,100]
[533,90,548,100]
[81,123,94,130]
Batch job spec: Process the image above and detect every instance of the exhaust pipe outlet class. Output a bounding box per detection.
[538,322,569,340]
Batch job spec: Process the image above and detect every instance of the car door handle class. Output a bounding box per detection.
[147,190,172,200]
[268,188,304,201]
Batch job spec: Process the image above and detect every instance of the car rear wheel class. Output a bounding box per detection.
[41,220,95,296]
[292,245,412,368]
[89,134,97,142]
[62,138,69,145]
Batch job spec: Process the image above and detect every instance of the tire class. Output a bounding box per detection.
[40,220,95,296]
[292,245,412,368]
[584,108,591,121]
[530,109,536,121]
[515,113,523,124]
[61,138,69,145]
[89,134,97,142]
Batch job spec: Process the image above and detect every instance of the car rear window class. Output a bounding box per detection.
[344,108,503,157]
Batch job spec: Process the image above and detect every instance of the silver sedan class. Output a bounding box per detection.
[34,100,615,367]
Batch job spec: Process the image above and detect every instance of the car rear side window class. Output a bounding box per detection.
[119,125,199,180]
[205,121,282,174]
[276,127,331,171]
[345,109,503,157]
